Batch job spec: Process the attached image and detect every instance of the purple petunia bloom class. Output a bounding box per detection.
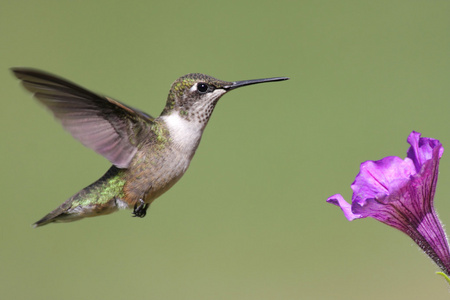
[327,131,450,275]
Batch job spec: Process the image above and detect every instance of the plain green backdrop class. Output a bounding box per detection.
[2,1,450,299]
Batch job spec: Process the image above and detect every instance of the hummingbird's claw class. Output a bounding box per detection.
[132,199,149,218]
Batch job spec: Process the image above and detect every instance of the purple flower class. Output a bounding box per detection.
[327,131,450,275]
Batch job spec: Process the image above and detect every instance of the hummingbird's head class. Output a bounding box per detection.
[162,73,231,123]
[161,73,289,124]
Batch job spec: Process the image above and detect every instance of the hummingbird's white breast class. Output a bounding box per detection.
[160,112,205,156]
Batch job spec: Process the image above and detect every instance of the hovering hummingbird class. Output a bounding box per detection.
[12,68,289,227]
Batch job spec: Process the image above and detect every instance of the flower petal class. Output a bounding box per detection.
[326,194,362,221]
[407,131,443,172]
[350,156,416,214]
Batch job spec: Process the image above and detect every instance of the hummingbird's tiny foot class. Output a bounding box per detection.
[132,199,149,218]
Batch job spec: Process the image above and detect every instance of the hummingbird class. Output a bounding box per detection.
[12,68,289,227]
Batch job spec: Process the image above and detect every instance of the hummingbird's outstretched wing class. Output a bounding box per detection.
[12,68,153,169]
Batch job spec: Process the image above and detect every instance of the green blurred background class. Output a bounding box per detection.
[2,1,450,299]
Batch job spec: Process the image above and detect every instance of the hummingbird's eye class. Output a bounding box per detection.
[197,83,209,93]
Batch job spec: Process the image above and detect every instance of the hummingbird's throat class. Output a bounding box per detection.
[179,89,226,124]
[160,112,205,154]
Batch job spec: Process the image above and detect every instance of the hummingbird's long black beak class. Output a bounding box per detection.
[224,77,289,91]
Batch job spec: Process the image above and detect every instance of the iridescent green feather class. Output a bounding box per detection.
[69,167,126,208]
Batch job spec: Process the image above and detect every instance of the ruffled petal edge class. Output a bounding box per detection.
[327,194,362,221]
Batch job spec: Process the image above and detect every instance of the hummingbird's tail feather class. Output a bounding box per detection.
[33,202,85,228]
[33,166,128,227]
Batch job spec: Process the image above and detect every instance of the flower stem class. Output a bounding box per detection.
[436,272,450,286]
